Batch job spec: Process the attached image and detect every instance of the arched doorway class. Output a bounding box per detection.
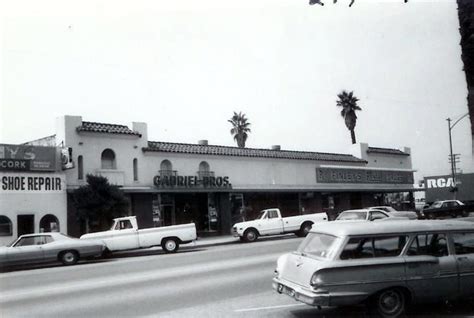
[40,214,60,232]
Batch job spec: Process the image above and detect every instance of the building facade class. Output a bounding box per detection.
[46,115,416,237]
[0,143,67,246]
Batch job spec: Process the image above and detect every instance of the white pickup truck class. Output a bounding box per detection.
[80,216,197,254]
[231,208,328,242]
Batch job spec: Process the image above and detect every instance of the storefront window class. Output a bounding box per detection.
[0,215,13,236]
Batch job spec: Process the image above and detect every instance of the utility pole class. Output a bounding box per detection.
[446,112,470,199]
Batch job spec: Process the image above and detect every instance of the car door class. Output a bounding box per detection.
[7,236,45,265]
[259,210,283,235]
[404,232,458,303]
[452,231,474,298]
[105,219,139,250]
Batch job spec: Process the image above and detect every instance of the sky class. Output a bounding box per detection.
[1,0,473,181]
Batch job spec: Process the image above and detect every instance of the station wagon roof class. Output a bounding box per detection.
[311,219,474,237]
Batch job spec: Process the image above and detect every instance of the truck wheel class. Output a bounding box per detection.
[297,222,313,237]
[371,288,406,318]
[243,229,258,243]
[162,238,179,253]
[60,250,79,266]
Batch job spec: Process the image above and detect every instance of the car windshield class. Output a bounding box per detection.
[256,211,266,220]
[337,211,367,220]
[430,201,443,208]
[296,233,341,259]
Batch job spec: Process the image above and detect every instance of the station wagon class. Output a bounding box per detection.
[273,220,474,317]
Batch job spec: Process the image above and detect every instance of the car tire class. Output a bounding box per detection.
[372,288,406,318]
[462,210,469,217]
[243,229,258,243]
[297,222,313,237]
[60,250,79,266]
[162,238,179,253]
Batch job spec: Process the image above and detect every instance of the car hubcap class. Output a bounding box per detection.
[64,253,74,262]
[166,240,176,250]
[247,232,255,240]
[380,291,401,314]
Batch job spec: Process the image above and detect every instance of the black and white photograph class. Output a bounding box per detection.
[1,0,474,317]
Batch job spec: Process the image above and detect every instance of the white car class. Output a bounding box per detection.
[81,216,197,253]
[336,209,410,222]
[232,208,328,242]
[367,206,419,220]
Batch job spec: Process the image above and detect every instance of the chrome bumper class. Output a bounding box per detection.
[272,278,329,307]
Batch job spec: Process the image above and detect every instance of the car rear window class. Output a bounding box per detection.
[452,232,474,255]
[407,233,448,257]
[340,235,408,260]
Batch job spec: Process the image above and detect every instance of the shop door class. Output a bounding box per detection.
[17,215,35,237]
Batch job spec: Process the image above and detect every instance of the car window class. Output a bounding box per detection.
[370,211,388,221]
[14,236,45,247]
[268,210,278,219]
[297,233,341,259]
[337,211,367,221]
[407,233,448,257]
[119,220,133,229]
[340,236,407,259]
[452,232,474,255]
[44,235,54,244]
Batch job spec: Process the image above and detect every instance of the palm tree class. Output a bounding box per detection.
[336,90,362,144]
[228,111,251,148]
[457,0,474,153]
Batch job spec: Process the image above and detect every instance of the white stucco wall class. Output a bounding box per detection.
[0,172,67,246]
[58,115,414,192]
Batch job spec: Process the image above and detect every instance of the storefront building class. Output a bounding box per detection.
[0,143,67,246]
[36,116,415,237]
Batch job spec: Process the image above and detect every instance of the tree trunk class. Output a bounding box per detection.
[350,129,356,144]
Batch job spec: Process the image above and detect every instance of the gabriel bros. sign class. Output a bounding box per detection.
[154,174,231,189]
[316,167,414,184]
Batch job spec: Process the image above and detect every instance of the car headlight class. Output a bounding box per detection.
[310,273,323,288]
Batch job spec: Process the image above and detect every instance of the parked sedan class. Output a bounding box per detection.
[0,233,106,268]
[367,206,419,219]
[336,209,409,222]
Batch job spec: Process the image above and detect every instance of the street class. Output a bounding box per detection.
[1,235,474,317]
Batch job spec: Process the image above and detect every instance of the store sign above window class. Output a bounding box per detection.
[0,173,65,193]
[153,174,232,189]
[316,167,414,184]
[0,144,57,172]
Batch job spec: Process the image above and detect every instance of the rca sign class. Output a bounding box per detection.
[426,177,456,188]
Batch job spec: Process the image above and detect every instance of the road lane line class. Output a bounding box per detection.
[234,303,306,312]
[0,252,282,304]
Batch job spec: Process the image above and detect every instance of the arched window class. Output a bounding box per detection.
[0,215,13,236]
[198,161,213,178]
[101,149,116,169]
[160,160,173,177]
[39,214,60,232]
[199,161,210,172]
[133,158,138,181]
[78,155,84,180]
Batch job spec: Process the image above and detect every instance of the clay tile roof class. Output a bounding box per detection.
[77,121,141,137]
[143,141,367,163]
[367,147,409,156]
